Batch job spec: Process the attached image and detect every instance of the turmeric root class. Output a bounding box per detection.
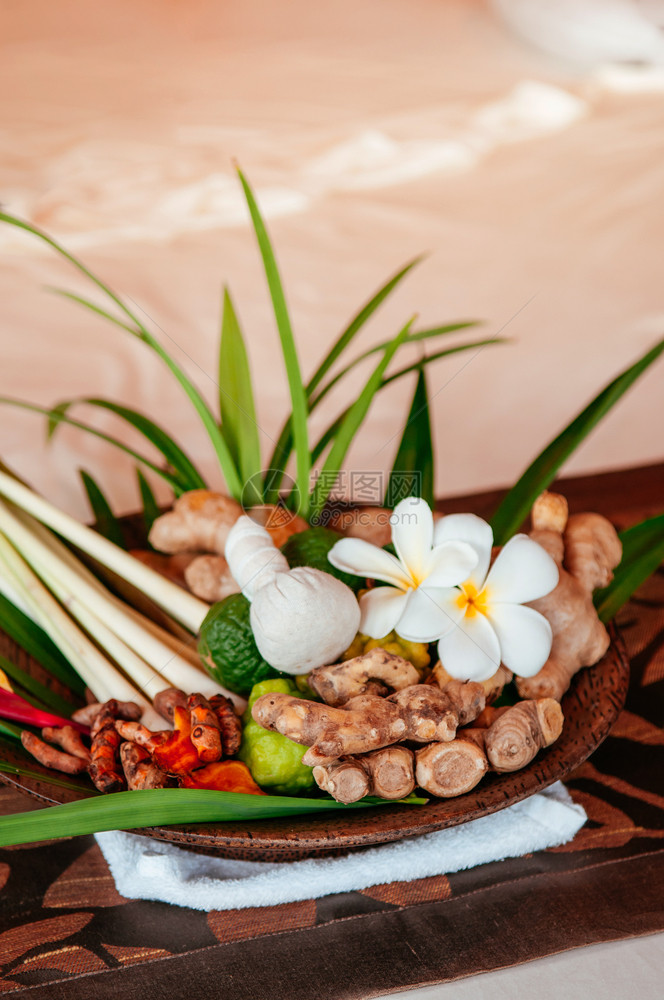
[180,760,265,794]
[154,687,188,723]
[251,691,407,767]
[72,699,141,728]
[520,491,622,702]
[21,731,89,775]
[484,698,563,772]
[183,554,239,603]
[119,742,168,790]
[188,692,222,763]
[313,746,415,803]
[89,703,127,792]
[209,693,242,757]
[415,739,489,797]
[41,726,90,762]
[309,648,420,707]
[116,706,199,775]
[149,490,243,555]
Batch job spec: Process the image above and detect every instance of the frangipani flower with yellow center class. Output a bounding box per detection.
[327,497,478,642]
[399,513,559,682]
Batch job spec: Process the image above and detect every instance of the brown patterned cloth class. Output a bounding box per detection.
[0,466,662,998]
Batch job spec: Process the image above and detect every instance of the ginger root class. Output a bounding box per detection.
[484,697,563,772]
[309,648,420,707]
[149,490,243,556]
[520,491,622,702]
[183,554,239,603]
[430,662,512,707]
[327,506,393,548]
[313,746,415,803]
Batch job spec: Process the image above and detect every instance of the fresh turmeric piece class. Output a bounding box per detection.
[41,725,91,762]
[180,760,265,794]
[209,693,242,757]
[117,705,200,776]
[188,692,222,763]
[519,492,622,702]
[415,739,489,798]
[119,742,169,790]
[309,648,420,707]
[484,698,564,772]
[313,746,415,803]
[89,703,127,792]
[21,731,89,775]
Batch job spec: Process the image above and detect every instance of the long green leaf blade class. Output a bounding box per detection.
[136,468,161,537]
[0,787,426,847]
[79,470,126,549]
[219,288,262,499]
[309,319,413,517]
[595,514,664,623]
[0,592,85,696]
[385,368,434,507]
[0,759,100,793]
[50,398,207,492]
[490,338,664,546]
[0,654,77,717]
[237,169,311,517]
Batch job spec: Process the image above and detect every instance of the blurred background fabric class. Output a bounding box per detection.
[1,0,663,518]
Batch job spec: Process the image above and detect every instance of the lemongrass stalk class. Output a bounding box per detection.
[0,470,209,632]
[0,533,142,709]
[0,502,232,704]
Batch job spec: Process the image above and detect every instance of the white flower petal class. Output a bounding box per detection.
[433,513,493,589]
[436,611,502,682]
[424,540,478,588]
[487,604,553,678]
[484,534,559,604]
[359,587,410,639]
[390,497,433,582]
[396,586,464,643]
[328,537,410,588]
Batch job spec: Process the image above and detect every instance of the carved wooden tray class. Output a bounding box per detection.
[0,611,629,860]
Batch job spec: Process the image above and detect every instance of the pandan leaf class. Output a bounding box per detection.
[0,592,85,696]
[490,338,664,545]
[0,213,242,498]
[0,787,427,847]
[136,468,161,537]
[0,655,77,717]
[0,719,23,741]
[49,398,206,492]
[236,170,311,517]
[0,757,99,794]
[385,368,434,508]
[595,514,664,623]
[309,319,413,517]
[0,397,183,492]
[219,288,262,502]
[79,470,126,549]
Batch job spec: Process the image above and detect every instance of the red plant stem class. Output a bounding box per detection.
[0,690,89,735]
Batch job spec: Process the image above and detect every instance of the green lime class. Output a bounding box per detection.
[198,592,282,696]
[281,527,363,592]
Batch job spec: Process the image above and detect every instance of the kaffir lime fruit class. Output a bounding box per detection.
[280,527,363,592]
[199,592,281,696]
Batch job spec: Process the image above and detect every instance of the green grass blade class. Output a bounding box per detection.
[47,289,140,337]
[0,787,427,847]
[0,759,100,794]
[136,468,161,537]
[0,215,241,498]
[219,288,262,500]
[595,514,664,623]
[0,397,183,492]
[0,720,23,741]
[0,592,85,696]
[237,169,311,517]
[0,654,78,717]
[385,368,434,508]
[79,470,126,549]
[309,319,414,517]
[490,337,664,545]
[50,398,207,492]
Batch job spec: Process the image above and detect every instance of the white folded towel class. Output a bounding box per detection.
[95,782,585,911]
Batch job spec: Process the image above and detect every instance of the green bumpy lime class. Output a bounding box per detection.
[280,527,363,592]
[198,592,282,696]
[239,678,316,795]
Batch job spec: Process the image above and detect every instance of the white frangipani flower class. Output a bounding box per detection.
[411,513,559,682]
[327,497,478,642]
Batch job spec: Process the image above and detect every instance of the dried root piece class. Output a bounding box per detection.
[484,698,563,773]
[120,742,168,790]
[388,685,459,742]
[21,731,89,775]
[41,726,90,762]
[522,492,622,702]
[309,648,420,707]
[154,687,188,723]
[188,693,222,763]
[313,746,415,803]
[210,694,242,757]
[415,740,489,798]
[251,691,407,767]
[89,703,127,792]
[183,554,239,603]
[149,490,244,555]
